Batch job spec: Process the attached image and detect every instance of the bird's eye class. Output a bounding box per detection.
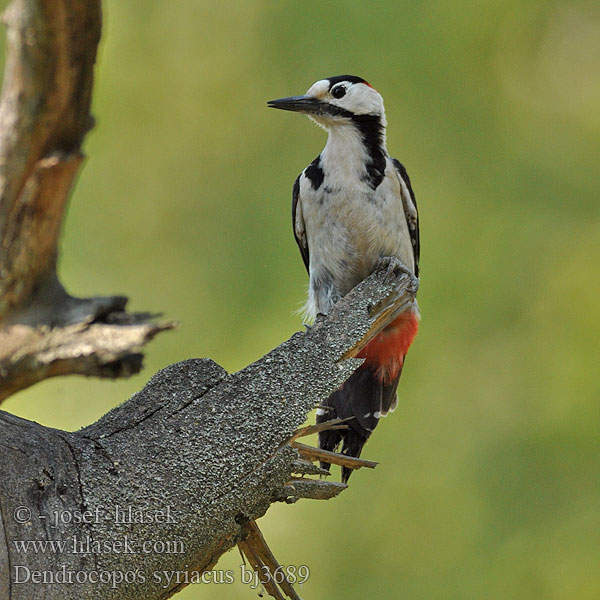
[331,85,347,99]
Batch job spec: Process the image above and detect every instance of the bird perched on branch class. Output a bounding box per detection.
[268,76,420,481]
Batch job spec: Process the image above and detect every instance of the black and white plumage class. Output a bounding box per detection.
[269,76,420,481]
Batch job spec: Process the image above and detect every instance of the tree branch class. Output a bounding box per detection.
[0,0,173,403]
[0,265,418,600]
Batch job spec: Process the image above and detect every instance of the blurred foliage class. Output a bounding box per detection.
[1,0,599,598]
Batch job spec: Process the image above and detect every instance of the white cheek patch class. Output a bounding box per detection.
[345,86,386,117]
[316,408,327,416]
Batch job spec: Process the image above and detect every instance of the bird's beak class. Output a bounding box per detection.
[267,95,323,114]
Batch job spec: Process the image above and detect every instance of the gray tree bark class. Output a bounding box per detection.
[1,266,418,599]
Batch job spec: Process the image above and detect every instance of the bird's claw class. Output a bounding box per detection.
[376,256,413,284]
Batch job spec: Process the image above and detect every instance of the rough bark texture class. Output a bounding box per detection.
[0,267,419,600]
[0,0,173,403]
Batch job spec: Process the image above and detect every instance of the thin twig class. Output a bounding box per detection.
[291,441,378,471]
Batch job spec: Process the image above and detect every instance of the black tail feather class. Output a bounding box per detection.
[317,364,401,482]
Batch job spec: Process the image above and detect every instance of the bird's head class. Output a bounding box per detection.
[268,75,386,130]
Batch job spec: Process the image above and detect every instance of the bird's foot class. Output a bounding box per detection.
[376,256,413,284]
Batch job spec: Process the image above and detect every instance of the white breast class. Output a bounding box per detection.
[300,157,414,321]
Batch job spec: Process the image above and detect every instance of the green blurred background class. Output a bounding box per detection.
[2,0,599,598]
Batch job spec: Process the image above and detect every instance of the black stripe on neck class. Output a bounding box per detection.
[307,104,387,190]
[352,114,387,189]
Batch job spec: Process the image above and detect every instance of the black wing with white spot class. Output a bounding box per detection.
[292,175,309,273]
[392,158,420,277]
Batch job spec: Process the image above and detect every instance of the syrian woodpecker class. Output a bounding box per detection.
[268,76,420,481]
